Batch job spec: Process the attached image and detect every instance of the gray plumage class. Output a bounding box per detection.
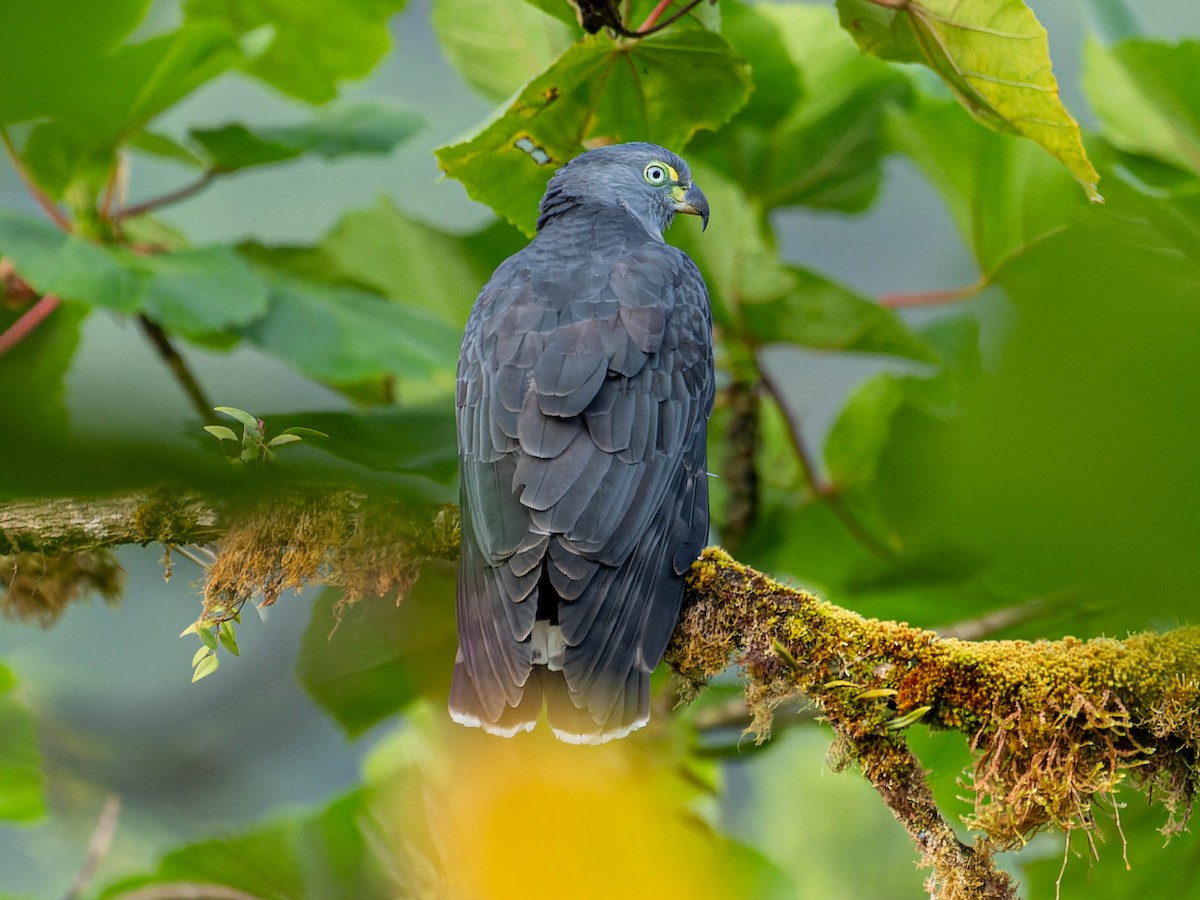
[450,142,713,744]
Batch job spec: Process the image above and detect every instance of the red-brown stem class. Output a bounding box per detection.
[881,282,982,309]
[0,294,61,357]
[1,128,72,232]
[638,0,678,30]
[635,0,706,34]
[116,170,217,221]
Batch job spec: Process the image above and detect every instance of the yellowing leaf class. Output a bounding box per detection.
[836,0,1100,201]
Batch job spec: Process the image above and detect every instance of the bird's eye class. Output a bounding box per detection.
[644,163,668,185]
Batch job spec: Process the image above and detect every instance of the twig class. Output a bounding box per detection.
[0,293,61,357]
[63,793,121,900]
[934,597,1047,640]
[881,281,983,309]
[1,127,73,231]
[137,316,217,424]
[116,170,217,222]
[111,885,265,900]
[756,357,897,562]
[635,0,707,34]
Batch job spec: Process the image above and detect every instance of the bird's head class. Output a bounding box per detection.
[536,142,709,235]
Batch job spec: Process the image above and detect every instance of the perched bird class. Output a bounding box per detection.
[450,142,713,744]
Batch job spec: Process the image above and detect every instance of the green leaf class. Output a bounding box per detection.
[0,663,46,822]
[694,3,909,213]
[836,0,1100,200]
[0,210,142,311]
[266,433,303,447]
[191,646,213,667]
[189,101,422,173]
[436,25,752,233]
[243,276,460,386]
[191,653,219,681]
[298,574,458,737]
[197,628,218,651]
[265,408,457,482]
[184,0,408,103]
[204,425,239,442]
[214,407,261,429]
[741,267,934,361]
[20,122,118,202]
[97,789,390,900]
[128,129,207,167]
[825,374,907,490]
[1083,37,1200,176]
[123,245,271,336]
[317,197,509,325]
[278,426,329,438]
[218,621,240,656]
[0,0,151,125]
[885,93,1085,272]
[432,0,574,102]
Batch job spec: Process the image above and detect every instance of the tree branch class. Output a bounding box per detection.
[2,493,1197,899]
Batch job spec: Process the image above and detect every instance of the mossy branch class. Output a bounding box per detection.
[3,497,1198,898]
[667,547,1200,898]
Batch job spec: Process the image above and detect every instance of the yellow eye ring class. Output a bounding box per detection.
[643,161,678,185]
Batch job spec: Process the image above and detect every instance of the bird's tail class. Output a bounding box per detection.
[448,643,651,744]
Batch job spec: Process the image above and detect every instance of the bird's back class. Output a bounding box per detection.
[452,202,713,744]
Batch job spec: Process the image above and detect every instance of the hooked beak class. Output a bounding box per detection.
[671,182,709,231]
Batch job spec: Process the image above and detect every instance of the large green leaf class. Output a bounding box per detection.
[886,94,1086,273]
[436,25,752,233]
[1083,37,1200,176]
[0,210,142,311]
[243,275,460,385]
[271,408,457,482]
[298,572,458,737]
[4,21,238,204]
[187,101,422,173]
[97,789,388,900]
[432,0,575,102]
[741,267,934,361]
[122,245,271,336]
[0,0,152,125]
[0,211,270,333]
[694,3,909,213]
[317,198,506,325]
[0,664,45,822]
[837,0,1100,201]
[184,0,407,103]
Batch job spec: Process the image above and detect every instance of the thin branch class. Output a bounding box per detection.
[116,170,217,222]
[137,316,217,424]
[635,0,707,34]
[1,127,73,231]
[111,885,265,900]
[756,356,897,562]
[63,794,121,900]
[934,597,1047,640]
[881,280,984,309]
[0,294,61,357]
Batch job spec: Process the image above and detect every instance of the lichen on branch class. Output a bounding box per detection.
[667,547,1200,890]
